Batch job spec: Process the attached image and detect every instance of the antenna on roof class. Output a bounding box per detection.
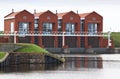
[12,9,14,13]
[77,10,78,14]
[34,9,36,14]
[56,10,58,14]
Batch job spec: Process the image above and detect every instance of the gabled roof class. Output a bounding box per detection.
[79,12,92,18]
[34,10,56,19]
[57,11,79,19]
[57,12,68,18]
[4,11,20,19]
[34,11,46,17]
[79,11,103,19]
[4,10,32,20]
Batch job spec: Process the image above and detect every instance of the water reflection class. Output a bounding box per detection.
[0,57,103,73]
[60,57,103,70]
[0,64,62,73]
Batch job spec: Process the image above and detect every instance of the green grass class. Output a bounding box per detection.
[0,52,6,59]
[111,32,120,47]
[0,31,4,37]
[15,43,49,53]
[102,32,120,47]
[14,43,64,62]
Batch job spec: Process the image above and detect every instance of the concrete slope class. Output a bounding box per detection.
[0,52,9,63]
[0,44,22,52]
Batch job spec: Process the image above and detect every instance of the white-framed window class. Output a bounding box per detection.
[43,22,53,32]
[34,19,38,29]
[88,23,97,34]
[58,19,62,31]
[19,22,29,34]
[66,23,75,33]
[10,22,14,33]
[80,20,84,32]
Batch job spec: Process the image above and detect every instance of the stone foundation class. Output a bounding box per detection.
[0,53,62,66]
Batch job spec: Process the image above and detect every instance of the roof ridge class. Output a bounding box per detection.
[57,12,69,18]
[79,12,92,15]
[4,12,13,18]
[4,11,20,18]
[79,12,92,18]
[34,10,49,17]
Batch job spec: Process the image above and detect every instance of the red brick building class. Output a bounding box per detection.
[57,11,80,48]
[79,11,103,48]
[3,10,113,48]
[34,10,58,48]
[79,11,114,48]
[4,10,34,43]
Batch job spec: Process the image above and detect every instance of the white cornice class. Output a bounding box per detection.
[4,17,15,20]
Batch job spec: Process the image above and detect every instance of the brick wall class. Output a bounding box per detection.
[84,12,103,48]
[101,38,108,48]
[0,37,8,43]
[101,38,114,48]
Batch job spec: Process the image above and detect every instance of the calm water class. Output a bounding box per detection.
[0,54,120,79]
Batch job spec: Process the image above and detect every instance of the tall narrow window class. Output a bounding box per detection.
[19,22,29,34]
[10,22,14,33]
[43,22,53,32]
[66,23,75,33]
[88,23,98,34]
[80,20,84,32]
[34,19,38,31]
[58,19,62,31]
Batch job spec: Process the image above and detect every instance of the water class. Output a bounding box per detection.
[0,54,120,79]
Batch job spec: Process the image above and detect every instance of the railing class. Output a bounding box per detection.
[0,31,111,48]
[0,31,108,37]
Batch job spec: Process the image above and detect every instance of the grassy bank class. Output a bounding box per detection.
[0,43,64,62]
[15,43,49,53]
[15,43,65,62]
[111,32,120,47]
[0,52,6,59]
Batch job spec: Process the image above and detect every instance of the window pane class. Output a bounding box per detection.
[10,22,14,32]
[88,23,98,34]
[43,22,53,32]
[66,23,75,33]
[19,22,29,34]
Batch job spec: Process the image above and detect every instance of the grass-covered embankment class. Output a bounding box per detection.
[15,43,49,53]
[0,52,6,59]
[111,32,120,47]
[0,52,9,63]
[103,32,120,47]
[14,43,65,62]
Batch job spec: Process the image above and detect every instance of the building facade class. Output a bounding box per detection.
[34,10,58,48]
[79,11,103,48]
[57,11,80,48]
[4,10,34,43]
[3,10,114,48]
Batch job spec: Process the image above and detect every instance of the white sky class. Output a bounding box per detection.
[0,0,120,32]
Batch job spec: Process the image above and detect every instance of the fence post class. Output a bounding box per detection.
[14,31,17,44]
[108,31,111,48]
[62,32,65,47]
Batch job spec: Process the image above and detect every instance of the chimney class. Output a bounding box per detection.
[34,9,36,14]
[12,9,14,13]
[56,10,58,14]
[77,10,78,14]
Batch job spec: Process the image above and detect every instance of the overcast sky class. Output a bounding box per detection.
[1,0,120,32]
